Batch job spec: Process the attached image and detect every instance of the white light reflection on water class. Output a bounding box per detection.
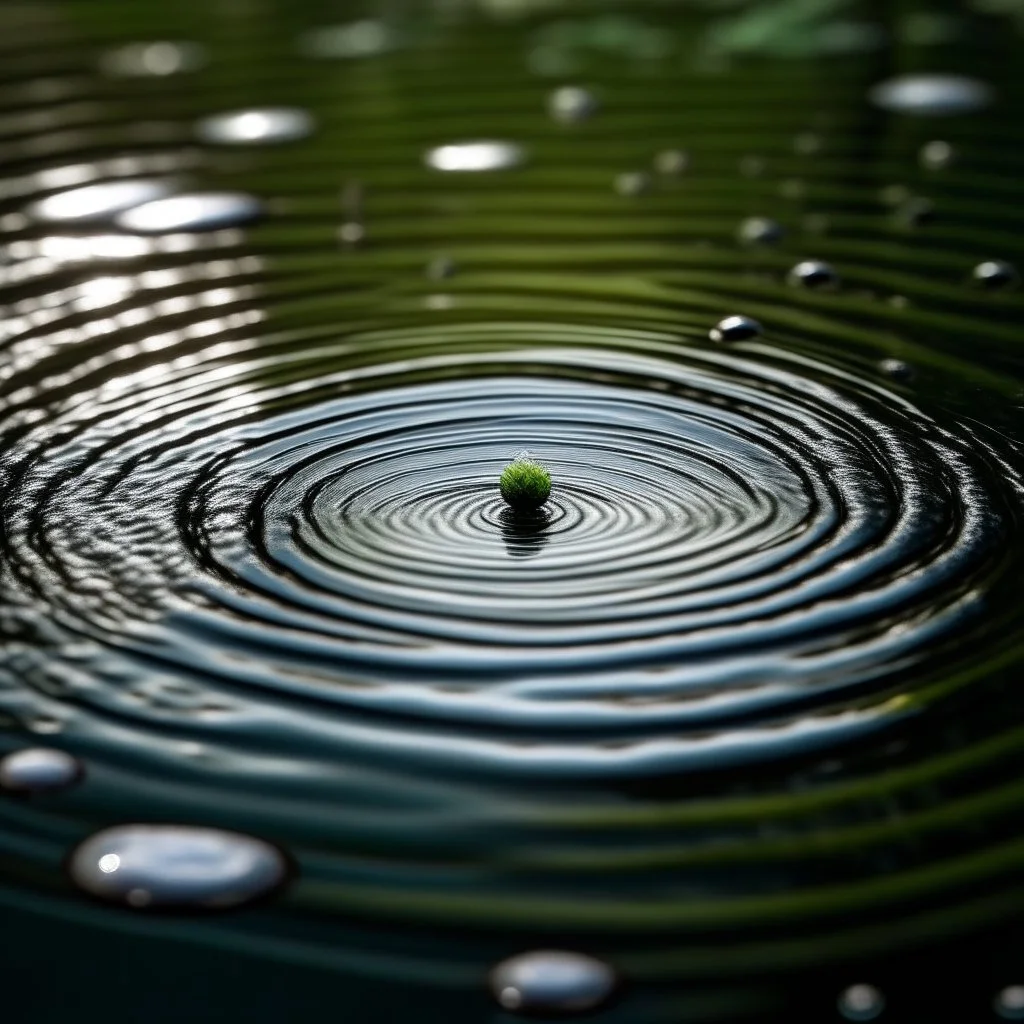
[27,179,173,224]
[116,193,264,233]
[425,141,525,172]
[869,73,993,115]
[196,108,315,146]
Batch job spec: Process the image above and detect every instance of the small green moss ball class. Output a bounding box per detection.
[499,458,551,512]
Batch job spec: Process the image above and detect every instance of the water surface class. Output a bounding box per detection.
[0,1,1023,1021]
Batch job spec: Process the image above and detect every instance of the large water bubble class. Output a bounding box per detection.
[68,825,289,910]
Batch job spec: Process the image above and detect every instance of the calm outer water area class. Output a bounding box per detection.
[0,1,1023,1021]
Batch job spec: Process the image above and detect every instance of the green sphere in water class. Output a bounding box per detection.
[499,457,551,512]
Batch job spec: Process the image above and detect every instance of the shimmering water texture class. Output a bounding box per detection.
[1,2,1024,1022]
[5,335,1022,764]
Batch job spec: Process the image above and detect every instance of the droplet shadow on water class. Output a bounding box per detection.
[498,506,552,559]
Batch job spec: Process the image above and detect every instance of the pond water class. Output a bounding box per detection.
[0,1,1023,1021]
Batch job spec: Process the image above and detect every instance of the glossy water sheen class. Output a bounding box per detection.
[0,2,1023,1023]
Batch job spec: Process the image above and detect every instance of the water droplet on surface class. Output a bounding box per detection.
[972,260,1019,290]
[869,74,993,115]
[548,86,598,124]
[424,141,524,173]
[920,139,955,169]
[995,986,1024,1020]
[837,983,885,1022]
[196,108,315,146]
[787,259,839,290]
[710,315,763,342]
[653,149,689,175]
[0,748,83,793]
[615,171,651,197]
[738,216,784,246]
[489,950,617,1016]
[27,179,172,224]
[115,192,263,233]
[338,222,366,247]
[68,824,289,910]
[880,358,915,383]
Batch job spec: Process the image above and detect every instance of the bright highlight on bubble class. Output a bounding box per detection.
[424,141,525,172]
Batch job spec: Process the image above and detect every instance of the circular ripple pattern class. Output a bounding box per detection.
[2,343,1018,773]
[1,3,1024,1021]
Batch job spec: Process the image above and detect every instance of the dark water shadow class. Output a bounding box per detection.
[498,506,551,559]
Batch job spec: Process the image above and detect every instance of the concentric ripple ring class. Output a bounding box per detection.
[2,343,1017,779]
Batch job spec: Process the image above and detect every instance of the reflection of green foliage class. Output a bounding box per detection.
[703,0,885,58]
[530,14,673,75]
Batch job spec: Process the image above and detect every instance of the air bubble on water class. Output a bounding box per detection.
[615,171,651,197]
[972,260,1019,290]
[710,315,763,343]
[100,41,206,78]
[115,193,263,233]
[995,986,1024,1020]
[196,108,315,146]
[338,222,366,247]
[788,259,839,289]
[869,74,993,116]
[738,216,784,246]
[0,748,83,793]
[880,358,915,383]
[654,149,689,175]
[837,983,885,1021]
[548,86,598,124]
[920,139,955,170]
[424,141,525,172]
[68,824,289,910]
[27,180,173,224]
[489,950,617,1016]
